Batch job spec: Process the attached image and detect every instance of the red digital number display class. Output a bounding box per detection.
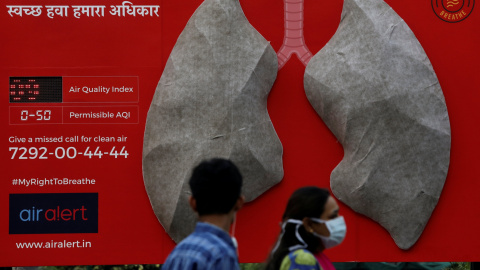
[9,77,62,103]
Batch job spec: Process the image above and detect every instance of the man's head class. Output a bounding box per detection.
[189,158,243,216]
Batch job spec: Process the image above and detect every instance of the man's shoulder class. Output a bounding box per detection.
[163,232,238,270]
[162,223,239,270]
[165,230,235,260]
[177,229,232,254]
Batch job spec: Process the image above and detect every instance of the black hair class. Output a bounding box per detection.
[264,187,331,270]
[188,158,243,216]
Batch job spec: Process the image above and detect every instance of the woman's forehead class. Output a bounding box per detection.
[323,196,339,215]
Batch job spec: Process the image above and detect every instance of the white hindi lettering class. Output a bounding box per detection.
[72,5,105,18]
[126,2,136,16]
[7,6,23,17]
[92,6,105,17]
[7,5,42,17]
[6,2,158,18]
[110,1,133,17]
[110,1,159,17]
[45,6,69,19]
[72,6,83,18]
[135,5,159,17]
[23,6,42,16]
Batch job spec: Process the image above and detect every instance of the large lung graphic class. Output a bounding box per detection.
[304,0,451,249]
[143,0,283,242]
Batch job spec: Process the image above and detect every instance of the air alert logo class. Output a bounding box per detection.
[9,193,98,234]
[432,0,475,22]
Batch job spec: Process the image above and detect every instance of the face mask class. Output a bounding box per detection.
[310,216,346,249]
[230,212,239,255]
[231,236,238,250]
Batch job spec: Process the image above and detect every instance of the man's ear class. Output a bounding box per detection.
[189,196,197,212]
[234,195,245,211]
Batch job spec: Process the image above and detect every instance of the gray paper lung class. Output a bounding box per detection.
[143,0,283,242]
[304,0,450,249]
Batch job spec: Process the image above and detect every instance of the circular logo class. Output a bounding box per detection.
[432,0,475,22]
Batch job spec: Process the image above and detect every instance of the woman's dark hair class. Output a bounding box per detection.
[264,187,331,270]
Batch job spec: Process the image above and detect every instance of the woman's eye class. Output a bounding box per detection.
[329,214,339,219]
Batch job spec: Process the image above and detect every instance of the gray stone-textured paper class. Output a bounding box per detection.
[143,0,283,242]
[304,0,451,249]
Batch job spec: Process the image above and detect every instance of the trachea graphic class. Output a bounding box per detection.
[277,0,312,69]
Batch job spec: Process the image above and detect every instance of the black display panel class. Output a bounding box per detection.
[9,193,98,234]
[9,77,62,103]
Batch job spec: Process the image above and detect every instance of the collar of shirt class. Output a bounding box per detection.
[195,222,236,249]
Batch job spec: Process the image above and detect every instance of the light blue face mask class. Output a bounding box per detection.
[230,212,239,254]
[310,216,347,249]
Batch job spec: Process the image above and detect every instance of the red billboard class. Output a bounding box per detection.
[1,0,479,266]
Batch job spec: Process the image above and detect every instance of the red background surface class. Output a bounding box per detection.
[1,0,479,266]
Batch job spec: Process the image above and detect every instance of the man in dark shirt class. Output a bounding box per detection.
[162,158,244,270]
